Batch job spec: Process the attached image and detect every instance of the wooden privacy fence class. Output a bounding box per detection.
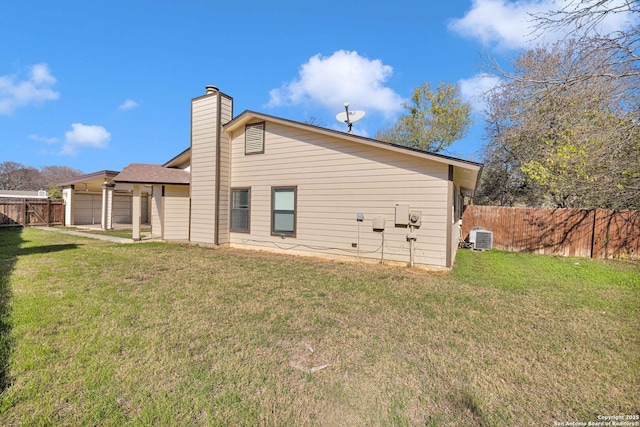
[0,198,65,227]
[462,205,640,260]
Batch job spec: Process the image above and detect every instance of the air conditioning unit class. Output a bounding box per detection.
[471,229,493,251]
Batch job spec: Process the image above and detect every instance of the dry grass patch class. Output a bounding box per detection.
[0,227,638,426]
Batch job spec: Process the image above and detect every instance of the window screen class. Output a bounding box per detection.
[231,188,250,232]
[272,187,296,236]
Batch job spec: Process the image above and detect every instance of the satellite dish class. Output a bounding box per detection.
[336,102,365,133]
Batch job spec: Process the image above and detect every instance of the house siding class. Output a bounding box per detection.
[151,185,162,237]
[112,195,131,224]
[228,121,451,268]
[189,91,233,245]
[74,193,102,225]
[189,93,218,244]
[449,169,470,267]
[217,95,233,244]
[163,185,190,240]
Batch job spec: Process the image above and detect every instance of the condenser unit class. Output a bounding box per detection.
[470,229,493,251]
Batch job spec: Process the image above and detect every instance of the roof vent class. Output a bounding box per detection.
[205,85,218,94]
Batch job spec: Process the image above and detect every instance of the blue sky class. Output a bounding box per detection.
[1,1,634,173]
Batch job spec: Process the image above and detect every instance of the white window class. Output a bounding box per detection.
[231,188,250,232]
[271,187,296,237]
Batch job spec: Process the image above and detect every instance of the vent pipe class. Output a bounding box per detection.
[205,85,219,94]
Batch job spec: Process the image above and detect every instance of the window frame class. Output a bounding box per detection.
[271,186,297,238]
[230,187,251,233]
[245,122,265,155]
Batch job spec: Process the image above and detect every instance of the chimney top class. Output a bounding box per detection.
[205,85,219,94]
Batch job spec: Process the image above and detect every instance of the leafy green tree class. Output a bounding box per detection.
[376,82,472,153]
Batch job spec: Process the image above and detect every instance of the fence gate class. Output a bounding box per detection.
[0,198,65,227]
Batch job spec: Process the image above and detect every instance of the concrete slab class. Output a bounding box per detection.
[35,227,160,244]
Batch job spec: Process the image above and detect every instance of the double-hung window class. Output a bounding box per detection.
[271,187,296,237]
[230,188,250,232]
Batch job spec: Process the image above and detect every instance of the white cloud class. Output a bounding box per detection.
[449,0,638,50]
[594,0,640,34]
[118,98,139,110]
[31,63,57,85]
[0,63,60,115]
[29,134,60,145]
[267,50,404,118]
[448,0,547,50]
[62,123,111,156]
[459,73,502,113]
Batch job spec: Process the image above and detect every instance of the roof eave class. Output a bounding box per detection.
[57,170,120,187]
[113,179,189,185]
[163,147,191,168]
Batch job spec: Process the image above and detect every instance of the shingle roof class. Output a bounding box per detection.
[113,164,190,185]
[57,170,120,187]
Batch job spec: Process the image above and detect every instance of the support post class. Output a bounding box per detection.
[101,182,115,230]
[132,184,141,241]
[63,186,75,226]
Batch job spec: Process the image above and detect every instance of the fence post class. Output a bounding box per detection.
[21,199,26,226]
[46,199,51,227]
[589,209,596,258]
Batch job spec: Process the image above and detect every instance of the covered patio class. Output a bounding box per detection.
[112,164,190,241]
[57,170,150,230]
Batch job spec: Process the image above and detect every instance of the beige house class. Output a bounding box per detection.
[61,86,483,269]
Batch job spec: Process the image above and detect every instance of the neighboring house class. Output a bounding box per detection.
[60,86,483,269]
[0,190,48,199]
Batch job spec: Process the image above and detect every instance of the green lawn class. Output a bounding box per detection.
[0,227,638,426]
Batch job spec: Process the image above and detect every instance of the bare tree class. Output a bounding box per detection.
[531,0,639,81]
[40,165,84,198]
[303,116,326,127]
[0,162,45,191]
[479,41,640,209]
[0,162,84,197]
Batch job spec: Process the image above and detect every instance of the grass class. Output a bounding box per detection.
[0,227,638,426]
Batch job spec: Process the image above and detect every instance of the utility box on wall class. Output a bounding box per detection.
[373,216,385,231]
[409,210,422,227]
[395,204,409,226]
